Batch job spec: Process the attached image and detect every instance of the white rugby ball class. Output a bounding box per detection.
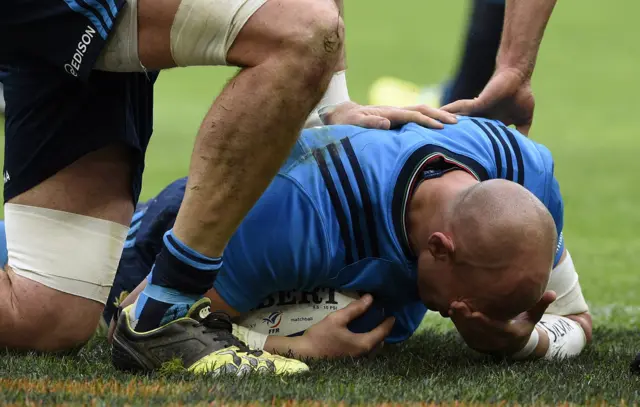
[234,288,361,337]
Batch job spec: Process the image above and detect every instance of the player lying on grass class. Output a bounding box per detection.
[96,116,591,364]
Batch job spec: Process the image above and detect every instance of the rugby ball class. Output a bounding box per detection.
[234,288,385,337]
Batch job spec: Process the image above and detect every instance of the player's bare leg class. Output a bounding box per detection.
[134,0,344,255]
[107,0,341,375]
[0,146,134,351]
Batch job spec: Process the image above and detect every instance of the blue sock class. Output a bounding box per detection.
[133,229,222,331]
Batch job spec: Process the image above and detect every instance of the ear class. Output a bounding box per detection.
[426,232,455,262]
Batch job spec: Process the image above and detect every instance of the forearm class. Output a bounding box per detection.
[498,0,557,77]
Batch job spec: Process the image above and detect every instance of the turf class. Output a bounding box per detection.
[1,0,640,404]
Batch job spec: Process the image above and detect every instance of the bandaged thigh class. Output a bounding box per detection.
[5,203,128,305]
[95,0,268,71]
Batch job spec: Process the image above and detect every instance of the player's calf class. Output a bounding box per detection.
[0,271,104,351]
[0,146,133,352]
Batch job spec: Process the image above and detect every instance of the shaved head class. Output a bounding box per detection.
[448,179,557,319]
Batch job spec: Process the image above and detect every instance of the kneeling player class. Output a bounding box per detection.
[1,117,588,362]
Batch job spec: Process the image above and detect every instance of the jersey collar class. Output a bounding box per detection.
[391,145,488,260]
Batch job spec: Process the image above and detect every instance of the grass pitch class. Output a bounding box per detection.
[2,0,640,405]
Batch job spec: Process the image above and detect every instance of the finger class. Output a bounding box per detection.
[449,301,472,317]
[526,290,557,323]
[351,115,391,130]
[356,316,395,352]
[388,109,446,129]
[366,107,437,129]
[469,311,510,331]
[406,105,458,124]
[333,294,374,325]
[440,99,476,115]
[448,301,474,324]
[411,115,445,129]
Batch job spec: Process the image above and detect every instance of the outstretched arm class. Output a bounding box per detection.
[442,0,558,134]
[497,0,557,78]
[305,0,458,130]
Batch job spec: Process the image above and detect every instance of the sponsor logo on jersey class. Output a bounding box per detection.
[64,25,96,77]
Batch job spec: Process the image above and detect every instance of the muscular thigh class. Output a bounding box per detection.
[134,0,272,69]
[102,0,339,71]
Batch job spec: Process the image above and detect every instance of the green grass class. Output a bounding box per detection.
[2,0,640,404]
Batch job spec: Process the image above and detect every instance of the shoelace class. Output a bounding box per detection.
[200,312,264,356]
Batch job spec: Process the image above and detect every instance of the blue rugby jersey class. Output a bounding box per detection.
[103,117,565,343]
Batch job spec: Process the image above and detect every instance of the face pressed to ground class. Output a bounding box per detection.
[415,232,554,322]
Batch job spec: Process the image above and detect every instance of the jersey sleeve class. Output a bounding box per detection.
[548,175,565,267]
[385,301,428,344]
[214,176,331,313]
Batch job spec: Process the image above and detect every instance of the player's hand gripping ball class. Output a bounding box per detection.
[235,288,387,337]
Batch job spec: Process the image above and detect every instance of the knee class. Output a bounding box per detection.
[232,0,345,82]
[284,0,345,77]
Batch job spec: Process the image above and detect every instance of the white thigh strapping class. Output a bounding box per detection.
[95,0,268,71]
[5,203,129,304]
[95,0,142,72]
[170,0,267,66]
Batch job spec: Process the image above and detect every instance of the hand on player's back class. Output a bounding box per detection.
[448,290,556,355]
[299,294,395,359]
[322,101,458,130]
[441,68,535,136]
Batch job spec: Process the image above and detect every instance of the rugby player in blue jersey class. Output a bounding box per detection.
[97,117,591,362]
[0,0,459,376]
[0,0,559,375]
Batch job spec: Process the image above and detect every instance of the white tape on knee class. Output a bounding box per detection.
[5,203,128,304]
[170,0,268,67]
[546,251,589,315]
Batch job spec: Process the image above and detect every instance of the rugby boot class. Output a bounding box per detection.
[112,297,309,376]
